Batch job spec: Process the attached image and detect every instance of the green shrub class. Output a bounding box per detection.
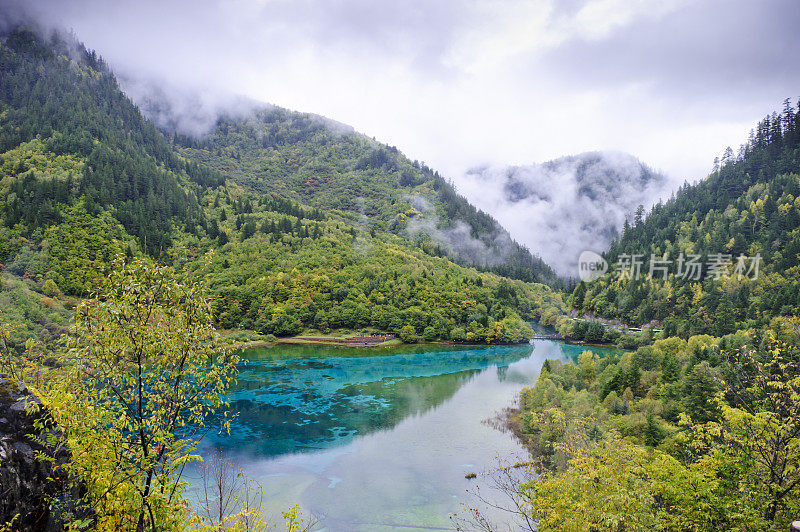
[399,324,418,343]
[42,279,61,298]
[449,327,466,341]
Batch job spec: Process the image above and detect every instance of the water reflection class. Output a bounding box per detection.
[197,340,623,531]
[203,344,542,456]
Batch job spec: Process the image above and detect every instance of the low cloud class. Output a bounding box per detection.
[404,194,516,268]
[121,76,360,143]
[457,152,669,276]
[8,0,798,185]
[118,77,263,138]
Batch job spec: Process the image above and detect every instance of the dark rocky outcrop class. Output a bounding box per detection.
[0,376,86,531]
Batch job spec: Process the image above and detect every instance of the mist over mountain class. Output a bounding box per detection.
[114,67,558,285]
[119,78,262,139]
[112,72,662,285]
[0,22,565,354]
[458,152,670,276]
[3,2,800,528]
[122,78,360,141]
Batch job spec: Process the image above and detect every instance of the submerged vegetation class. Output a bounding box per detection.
[0,25,559,531]
[1,258,317,530]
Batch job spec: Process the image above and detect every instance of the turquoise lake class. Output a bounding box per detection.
[191,340,622,531]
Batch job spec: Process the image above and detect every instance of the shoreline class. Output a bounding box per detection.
[562,340,622,349]
[495,401,534,455]
[221,330,543,351]
[493,341,628,461]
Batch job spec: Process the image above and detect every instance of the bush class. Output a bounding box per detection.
[449,327,467,341]
[617,334,641,349]
[38,296,57,309]
[399,324,418,343]
[584,321,606,343]
[632,346,661,371]
[602,328,621,344]
[42,279,61,298]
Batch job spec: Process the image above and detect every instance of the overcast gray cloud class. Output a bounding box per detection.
[4,0,800,264]
[11,0,799,179]
[459,152,670,275]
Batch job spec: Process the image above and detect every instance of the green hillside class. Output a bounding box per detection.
[0,26,564,351]
[171,104,560,286]
[507,100,800,531]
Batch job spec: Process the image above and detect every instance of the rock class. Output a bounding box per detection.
[10,398,29,412]
[0,375,89,531]
[12,441,33,456]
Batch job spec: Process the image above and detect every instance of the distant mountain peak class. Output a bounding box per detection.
[459,151,670,276]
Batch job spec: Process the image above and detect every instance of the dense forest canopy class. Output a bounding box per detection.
[2,13,800,532]
[500,101,800,530]
[168,100,560,286]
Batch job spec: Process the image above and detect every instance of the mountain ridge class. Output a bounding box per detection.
[133,83,561,286]
[566,98,800,337]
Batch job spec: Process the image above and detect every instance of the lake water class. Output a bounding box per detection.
[192,340,622,531]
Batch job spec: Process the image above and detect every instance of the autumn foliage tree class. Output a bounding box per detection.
[45,257,239,531]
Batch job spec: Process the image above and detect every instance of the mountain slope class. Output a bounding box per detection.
[0,25,566,349]
[570,99,800,337]
[136,92,560,286]
[0,28,224,255]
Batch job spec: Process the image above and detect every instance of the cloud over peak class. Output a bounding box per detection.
[458,152,669,275]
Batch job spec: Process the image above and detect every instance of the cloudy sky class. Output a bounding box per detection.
[12,0,800,187]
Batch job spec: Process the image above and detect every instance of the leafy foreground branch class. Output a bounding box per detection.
[1,257,313,531]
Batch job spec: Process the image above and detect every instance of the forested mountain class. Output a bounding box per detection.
[513,100,800,531]
[569,99,800,337]
[144,94,559,286]
[5,8,800,532]
[0,28,223,254]
[0,25,565,351]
